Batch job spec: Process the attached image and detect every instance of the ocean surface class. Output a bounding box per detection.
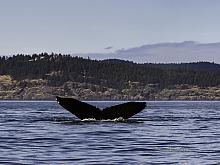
[0,101,220,164]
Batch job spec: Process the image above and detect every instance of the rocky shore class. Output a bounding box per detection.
[0,75,220,100]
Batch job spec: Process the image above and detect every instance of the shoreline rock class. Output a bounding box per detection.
[0,76,220,101]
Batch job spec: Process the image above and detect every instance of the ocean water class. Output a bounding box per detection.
[0,101,220,164]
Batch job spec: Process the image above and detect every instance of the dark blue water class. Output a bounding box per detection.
[0,101,220,164]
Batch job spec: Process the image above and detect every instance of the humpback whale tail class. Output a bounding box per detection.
[56,96,146,120]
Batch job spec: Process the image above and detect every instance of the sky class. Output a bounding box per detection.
[1,0,220,56]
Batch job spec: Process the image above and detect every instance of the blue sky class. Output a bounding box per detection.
[1,0,220,55]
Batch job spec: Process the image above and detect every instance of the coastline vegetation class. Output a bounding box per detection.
[0,53,220,100]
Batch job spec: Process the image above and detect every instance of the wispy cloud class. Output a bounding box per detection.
[74,41,220,64]
[105,46,113,50]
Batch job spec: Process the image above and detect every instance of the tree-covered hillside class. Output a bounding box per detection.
[0,53,220,89]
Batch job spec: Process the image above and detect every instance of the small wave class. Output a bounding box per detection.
[102,117,126,122]
[81,118,97,122]
[52,117,142,124]
[114,117,126,122]
[81,117,126,122]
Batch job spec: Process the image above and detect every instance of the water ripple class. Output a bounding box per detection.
[0,101,220,164]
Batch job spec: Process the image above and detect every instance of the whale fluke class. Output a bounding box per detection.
[56,96,146,120]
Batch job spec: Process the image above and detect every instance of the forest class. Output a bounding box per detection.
[0,53,220,90]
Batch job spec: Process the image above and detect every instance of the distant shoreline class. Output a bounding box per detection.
[1,55,220,101]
